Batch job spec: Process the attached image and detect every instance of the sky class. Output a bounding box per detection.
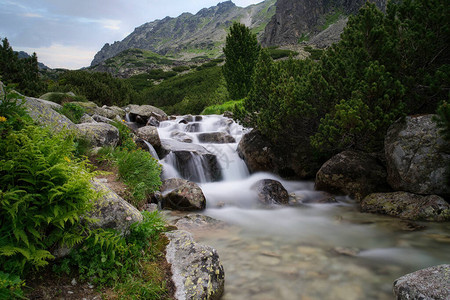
[0,0,263,69]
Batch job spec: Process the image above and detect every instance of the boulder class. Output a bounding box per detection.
[92,114,113,124]
[237,130,277,173]
[79,114,96,123]
[88,179,143,235]
[186,122,202,132]
[95,106,119,119]
[315,150,390,201]
[165,230,225,300]
[361,192,450,221]
[126,104,168,123]
[252,179,289,205]
[385,115,450,196]
[71,101,98,115]
[290,191,337,205]
[160,178,206,211]
[77,123,119,147]
[146,116,160,127]
[393,264,450,300]
[198,132,236,144]
[22,97,79,132]
[170,131,193,143]
[136,125,161,147]
[160,139,222,182]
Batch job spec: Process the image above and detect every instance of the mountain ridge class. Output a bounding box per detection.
[91,0,276,66]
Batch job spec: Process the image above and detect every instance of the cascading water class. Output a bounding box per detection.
[142,140,159,160]
[156,114,450,300]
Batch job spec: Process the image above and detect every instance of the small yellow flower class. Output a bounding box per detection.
[64,156,71,163]
[122,119,125,122]
[0,116,6,122]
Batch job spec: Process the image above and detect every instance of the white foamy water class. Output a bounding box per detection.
[157,114,450,300]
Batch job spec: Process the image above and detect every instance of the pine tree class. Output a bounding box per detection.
[223,22,261,100]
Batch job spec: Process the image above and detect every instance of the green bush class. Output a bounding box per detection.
[57,211,168,297]
[0,271,24,299]
[266,48,298,60]
[0,125,98,276]
[46,92,87,104]
[0,87,31,135]
[57,102,86,124]
[111,120,137,151]
[172,65,190,73]
[201,100,243,115]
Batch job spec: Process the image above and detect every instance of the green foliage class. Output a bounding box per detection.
[172,65,190,73]
[434,101,450,141]
[57,211,168,298]
[0,87,31,136]
[320,9,344,30]
[138,65,223,114]
[0,38,46,97]
[223,22,261,100]
[266,47,298,60]
[98,147,161,208]
[0,124,97,275]
[298,33,310,43]
[0,271,24,299]
[50,70,136,107]
[238,0,449,160]
[44,92,87,104]
[111,120,137,151]
[201,100,243,115]
[57,102,86,124]
[304,46,324,60]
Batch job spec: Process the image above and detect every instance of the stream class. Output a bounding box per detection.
[155,115,450,300]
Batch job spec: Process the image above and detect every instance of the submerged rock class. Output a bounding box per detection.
[170,131,194,143]
[252,179,289,205]
[385,114,450,196]
[88,179,143,236]
[198,132,236,144]
[315,150,390,201]
[165,230,225,300]
[393,264,450,300]
[161,178,206,211]
[361,192,450,222]
[77,123,119,147]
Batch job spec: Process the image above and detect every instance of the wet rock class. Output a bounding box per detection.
[88,179,143,236]
[170,131,193,143]
[186,122,202,132]
[223,111,233,118]
[161,178,206,211]
[333,247,360,257]
[77,123,119,147]
[175,214,223,230]
[385,115,450,196]
[315,150,390,201]
[291,191,337,205]
[361,192,450,221]
[126,104,168,123]
[198,132,236,144]
[238,130,277,173]
[160,139,222,182]
[195,115,203,121]
[22,97,79,132]
[136,125,161,147]
[146,116,160,127]
[165,230,224,300]
[393,264,450,300]
[252,179,289,205]
[181,115,194,123]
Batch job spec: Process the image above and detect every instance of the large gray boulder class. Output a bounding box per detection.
[136,125,161,147]
[22,97,79,132]
[361,192,450,222]
[237,130,277,173]
[88,179,143,236]
[160,178,206,211]
[77,123,119,147]
[170,131,194,143]
[126,104,168,123]
[315,150,390,201]
[393,264,450,300]
[160,139,222,182]
[385,115,450,196]
[252,179,289,205]
[165,230,225,300]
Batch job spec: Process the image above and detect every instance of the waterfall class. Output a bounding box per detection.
[125,112,131,122]
[143,140,159,160]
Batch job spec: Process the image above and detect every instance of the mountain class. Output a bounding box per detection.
[261,0,387,46]
[91,0,276,66]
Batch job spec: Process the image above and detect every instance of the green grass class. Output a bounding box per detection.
[321,10,344,31]
[201,100,243,115]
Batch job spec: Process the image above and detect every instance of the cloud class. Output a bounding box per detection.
[22,12,43,18]
[16,44,97,69]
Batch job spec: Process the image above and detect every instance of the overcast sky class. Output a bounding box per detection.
[0,0,263,69]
